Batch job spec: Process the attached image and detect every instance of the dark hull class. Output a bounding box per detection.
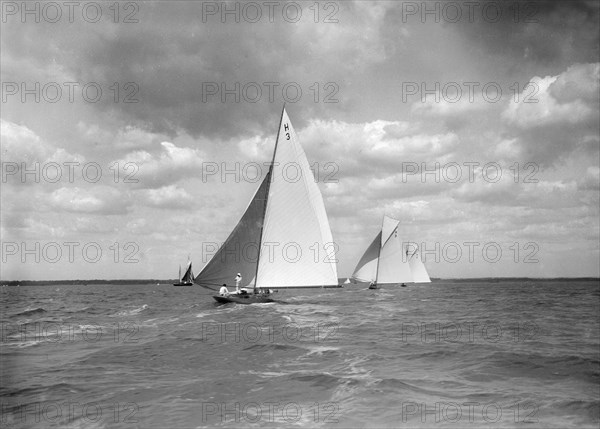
[213,294,274,304]
[173,282,193,286]
[367,283,407,289]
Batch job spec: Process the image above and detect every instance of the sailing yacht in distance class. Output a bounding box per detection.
[352,215,431,289]
[194,107,339,303]
[173,260,194,286]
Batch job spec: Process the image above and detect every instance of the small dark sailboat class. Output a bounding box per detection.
[173,261,194,286]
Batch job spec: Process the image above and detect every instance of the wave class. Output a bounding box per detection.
[4,339,42,349]
[63,305,92,313]
[243,343,305,352]
[487,351,599,373]
[304,345,341,356]
[195,312,217,320]
[550,400,600,423]
[112,304,149,317]
[370,377,420,392]
[244,369,290,378]
[2,381,81,398]
[12,307,46,317]
[288,371,359,388]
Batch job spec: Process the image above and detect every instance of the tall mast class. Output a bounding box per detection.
[253,104,286,289]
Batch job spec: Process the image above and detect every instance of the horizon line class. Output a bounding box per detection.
[1,277,598,285]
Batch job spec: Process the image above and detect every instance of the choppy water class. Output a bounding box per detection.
[1,280,598,428]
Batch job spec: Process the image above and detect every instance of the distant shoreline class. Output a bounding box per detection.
[0,277,598,286]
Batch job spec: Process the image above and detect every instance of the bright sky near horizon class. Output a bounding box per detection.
[1,0,599,280]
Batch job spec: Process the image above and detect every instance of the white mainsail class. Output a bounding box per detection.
[196,107,338,290]
[377,216,413,284]
[257,109,338,288]
[352,215,430,285]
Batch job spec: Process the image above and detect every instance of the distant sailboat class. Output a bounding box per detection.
[195,107,339,303]
[173,260,194,286]
[352,215,431,289]
[343,278,351,284]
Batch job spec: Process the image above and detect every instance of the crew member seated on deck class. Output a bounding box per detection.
[219,284,229,296]
[235,273,242,293]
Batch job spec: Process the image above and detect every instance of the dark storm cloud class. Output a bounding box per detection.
[450,0,599,71]
[2,1,380,140]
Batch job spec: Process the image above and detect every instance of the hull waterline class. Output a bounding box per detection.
[213,294,274,304]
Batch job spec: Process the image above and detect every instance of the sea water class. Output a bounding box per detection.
[1,279,598,428]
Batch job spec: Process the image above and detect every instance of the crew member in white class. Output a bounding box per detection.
[235,273,242,293]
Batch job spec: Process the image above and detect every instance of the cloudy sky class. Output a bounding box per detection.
[1,0,598,280]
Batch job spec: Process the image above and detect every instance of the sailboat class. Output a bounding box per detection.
[352,215,431,289]
[195,107,339,304]
[343,278,351,284]
[173,260,194,286]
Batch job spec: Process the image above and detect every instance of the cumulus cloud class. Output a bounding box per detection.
[141,185,195,208]
[503,63,599,128]
[1,119,83,165]
[299,118,459,179]
[550,62,600,103]
[577,166,600,191]
[47,186,128,214]
[411,90,498,118]
[1,120,85,188]
[501,63,599,165]
[115,141,204,188]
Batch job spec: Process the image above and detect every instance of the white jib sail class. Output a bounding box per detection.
[352,232,380,283]
[408,249,431,283]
